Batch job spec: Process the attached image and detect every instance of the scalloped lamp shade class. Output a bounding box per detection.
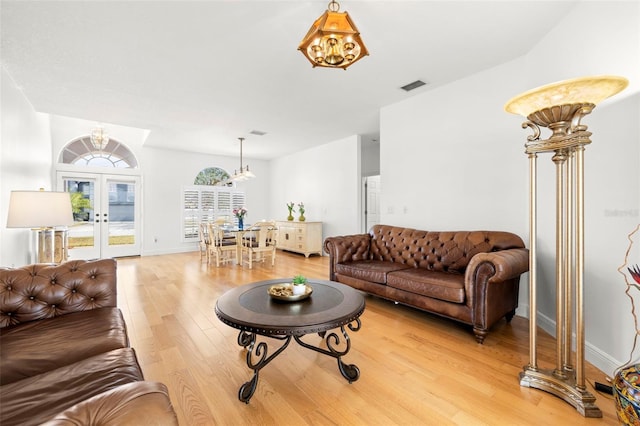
[504,75,629,118]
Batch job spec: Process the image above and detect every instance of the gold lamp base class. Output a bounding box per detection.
[33,228,68,264]
[520,367,602,418]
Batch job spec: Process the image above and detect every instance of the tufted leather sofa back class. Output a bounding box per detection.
[369,225,525,273]
[0,259,117,329]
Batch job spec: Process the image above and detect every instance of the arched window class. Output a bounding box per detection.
[59,136,138,168]
[194,167,231,186]
[181,167,243,241]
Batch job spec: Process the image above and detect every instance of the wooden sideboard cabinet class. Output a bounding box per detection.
[275,221,323,257]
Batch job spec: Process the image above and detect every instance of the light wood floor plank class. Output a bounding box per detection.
[116,251,619,425]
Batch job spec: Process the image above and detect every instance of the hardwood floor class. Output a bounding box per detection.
[116,251,619,425]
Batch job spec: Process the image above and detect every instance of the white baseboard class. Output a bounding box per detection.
[141,246,197,257]
[525,310,623,377]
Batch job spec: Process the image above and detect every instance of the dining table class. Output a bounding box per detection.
[219,224,252,264]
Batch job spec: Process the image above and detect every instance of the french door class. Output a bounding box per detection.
[57,171,141,260]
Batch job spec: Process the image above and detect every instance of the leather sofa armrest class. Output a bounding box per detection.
[324,234,371,281]
[465,247,529,287]
[464,247,529,343]
[40,381,178,426]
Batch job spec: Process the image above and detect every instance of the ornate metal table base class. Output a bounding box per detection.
[520,367,601,417]
[236,319,361,403]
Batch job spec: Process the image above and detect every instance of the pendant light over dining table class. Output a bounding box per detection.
[298,0,368,70]
[231,137,255,182]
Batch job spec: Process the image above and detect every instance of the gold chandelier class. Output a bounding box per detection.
[298,0,368,70]
[90,125,109,150]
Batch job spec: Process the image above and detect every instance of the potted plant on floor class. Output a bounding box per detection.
[292,274,307,295]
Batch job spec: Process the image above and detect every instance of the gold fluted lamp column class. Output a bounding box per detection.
[505,75,628,417]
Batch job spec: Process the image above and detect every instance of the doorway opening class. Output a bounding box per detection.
[362,175,380,233]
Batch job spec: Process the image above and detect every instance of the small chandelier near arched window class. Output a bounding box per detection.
[90,125,109,150]
[59,136,138,168]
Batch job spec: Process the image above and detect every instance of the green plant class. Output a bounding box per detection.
[292,274,307,285]
[70,192,92,214]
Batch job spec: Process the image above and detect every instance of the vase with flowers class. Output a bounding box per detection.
[233,207,247,230]
[297,202,306,222]
[286,202,295,221]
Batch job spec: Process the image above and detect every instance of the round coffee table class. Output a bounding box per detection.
[215,278,365,403]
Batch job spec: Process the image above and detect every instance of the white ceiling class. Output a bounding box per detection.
[1,0,578,160]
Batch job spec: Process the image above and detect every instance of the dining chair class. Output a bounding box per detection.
[215,216,229,226]
[207,223,237,267]
[198,223,210,262]
[240,221,277,269]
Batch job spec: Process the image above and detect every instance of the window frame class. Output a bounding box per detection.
[181,185,245,242]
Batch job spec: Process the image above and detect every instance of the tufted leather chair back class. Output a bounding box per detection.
[369,225,525,273]
[0,258,117,328]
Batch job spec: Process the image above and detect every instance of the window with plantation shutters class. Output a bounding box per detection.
[183,189,200,240]
[200,189,216,223]
[181,186,246,241]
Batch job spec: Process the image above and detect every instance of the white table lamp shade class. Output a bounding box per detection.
[7,191,74,228]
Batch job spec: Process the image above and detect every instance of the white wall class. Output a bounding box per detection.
[524,1,640,96]
[269,135,361,242]
[379,1,639,375]
[0,68,53,267]
[581,94,639,373]
[361,141,380,177]
[140,145,270,256]
[381,58,528,234]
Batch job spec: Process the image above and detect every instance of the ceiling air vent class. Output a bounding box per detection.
[400,80,427,92]
[250,130,267,136]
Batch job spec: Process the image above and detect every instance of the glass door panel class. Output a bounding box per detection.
[104,177,140,258]
[58,172,141,260]
[62,176,100,260]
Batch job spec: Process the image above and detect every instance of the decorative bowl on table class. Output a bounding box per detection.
[614,364,640,425]
[268,283,313,302]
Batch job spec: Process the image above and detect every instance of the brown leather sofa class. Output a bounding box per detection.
[324,225,529,343]
[0,259,178,426]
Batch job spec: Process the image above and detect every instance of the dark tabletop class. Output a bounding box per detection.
[215,279,365,336]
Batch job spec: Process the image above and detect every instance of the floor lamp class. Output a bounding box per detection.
[504,75,628,417]
[6,190,74,264]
